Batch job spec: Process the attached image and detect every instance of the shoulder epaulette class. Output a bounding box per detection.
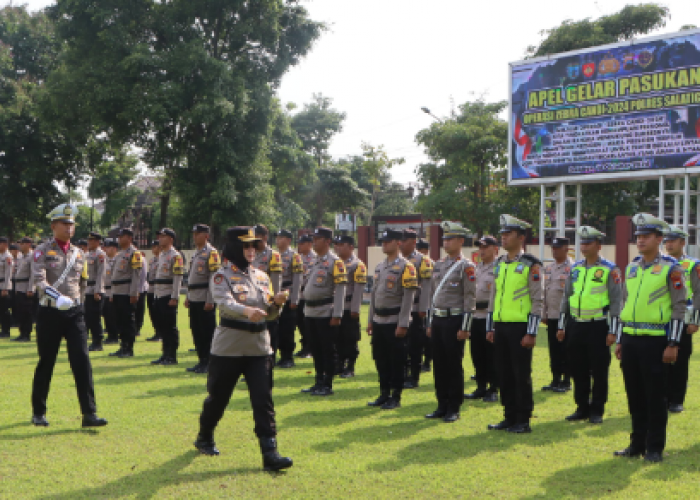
[573,259,585,267]
[661,255,679,265]
[600,258,616,269]
[520,253,542,266]
[632,256,642,263]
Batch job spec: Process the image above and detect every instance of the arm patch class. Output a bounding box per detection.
[292,253,304,274]
[419,257,433,280]
[402,263,419,289]
[130,251,143,270]
[269,251,283,273]
[173,255,184,275]
[333,259,348,284]
[354,262,367,284]
[208,249,221,272]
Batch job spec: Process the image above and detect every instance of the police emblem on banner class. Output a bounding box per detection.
[566,63,580,79]
[637,50,654,68]
[598,53,620,76]
[623,53,636,71]
[583,62,595,78]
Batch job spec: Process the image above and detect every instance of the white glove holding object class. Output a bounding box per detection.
[56,296,74,311]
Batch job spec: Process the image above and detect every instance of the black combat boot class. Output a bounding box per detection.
[259,437,293,471]
[195,432,220,456]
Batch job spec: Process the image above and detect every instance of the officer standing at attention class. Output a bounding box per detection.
[102,239,119,344]
[84,232,107,352]
[275,229,303,368]
[542,237,573,393]
[146,240,162,342]
[135,251,148,337]
[486,215,543,434]
[30,204,107,428]
[465,236,500,402]
[417,239,430,256]
[662,224,700,413]
[77,239,88,254]
[0,237,14,338]
[300,227,347,396]
[152,228,183,365]
[295,234,316,358]
[108,228,143,358]
[194,227,292,471]
[333,235,366,378]
[184,224,221,374]
[557,226,621,424]
[416,239,432,370]
[367,228,418,409]
[614,213,686,463]
[251,224,283,357]
[11,237,35,342]
[400,229,433,389]
[425,222,475,422]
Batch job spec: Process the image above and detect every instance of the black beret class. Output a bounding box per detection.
[88,232,103,240]
[19,237,33,244]
[118,227,134,237]
[277,229,293,239]
[104,238,118,248]
[334,235,355,245]
[476,236,499,247]
[298,234,313,243]
[9,243,19,250]
[551,237,570,248]
[158,228,176,239]
[378,228,403,242]
[192,223,210,233]
[403,229,418,240]
[416,239,429,250]
[0,237,8,243]
[254,224,269,236]
[77,239,88,246]
[151,239,160,247]
[313,227,333,239]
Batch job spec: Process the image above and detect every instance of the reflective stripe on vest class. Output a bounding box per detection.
[569,264,610,320]
[620,262,671,336]
[493,260,531,323]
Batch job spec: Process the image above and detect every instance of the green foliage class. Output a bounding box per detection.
[291,93,346,166]
[301,163,369,227]
[87,146,140,229]
[360,143,405,225]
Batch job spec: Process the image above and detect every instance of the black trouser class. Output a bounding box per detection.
[136,291,147,334]
[338,310,360,370]
[84,294,105,344]
[32,306,97,416]
[307,316,338,388]
[14,292,35,338]
[667,326,692,406]
[547,318,569,383]
[371,322,408,398]
[146,292,159,336]
[494,322,534,424]
[620,334,668,454]
[156,296,179,357]
[278,303,297,360]
[297,299,309,351]
[0,294,11,334]
[567,320,611,415]
[432,315,466,411]
[199,354,276,439]
[470,317,498,392]
[267,320,279,359]
[189,301,217,364]
[112,295,136,351]
[407,311,426,381]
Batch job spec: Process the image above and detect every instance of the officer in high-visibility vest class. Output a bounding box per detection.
[662,224,700,413]
[557,226,622,424]
[614,213,686,463]
[486,215,543,434]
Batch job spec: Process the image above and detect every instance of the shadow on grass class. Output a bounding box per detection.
[132,382,207,400]
[0,427,99,440]
[281,406,378,428]
[37,450,263,500]
[99,369,195,386]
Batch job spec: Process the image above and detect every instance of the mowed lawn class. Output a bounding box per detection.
[2,300,700,499]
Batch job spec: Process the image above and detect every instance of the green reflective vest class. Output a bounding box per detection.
[493,258,533,323]
[569,259,613,320]
[620,259,672,336]
[679,257,698,301]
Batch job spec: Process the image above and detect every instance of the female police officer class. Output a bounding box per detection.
[194,226,292,471]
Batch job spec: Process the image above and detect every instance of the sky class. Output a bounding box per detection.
[17,0,699,185]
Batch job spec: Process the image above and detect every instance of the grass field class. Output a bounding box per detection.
[2,301,700,499]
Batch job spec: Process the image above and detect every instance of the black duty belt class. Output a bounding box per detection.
[282,280,293,288]
[0,279,4,283]
[14,278,29,283]
[413,295,420,304]
[112,279,132,285]
[475,301,489,310]
[148,281,155,285]
[154,279,173,284]
[87,281,96,285]
[105,286,112,290]
[345,295,353,302]
[220,318,266,333]
[375,307,401,316]
[187,283,208,290]
[306,297,333,307]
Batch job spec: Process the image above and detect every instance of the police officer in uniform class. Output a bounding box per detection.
[542,237,573,393]
[185,224,221,373]
[11,237,34,342]
[251,224,283,358]
[146,239,162,342]
[152,228,184,365]
[301,227,347,396]
[194,227,292,470]
[275,229,303,368]
[109,228,143,358]
[557,226,621,424]
[425,223,475,422]
[486,215,543,434]
[295,234,316,358]
[417,239,430,256]
[84,232,107,352]
[466,235,500,402]
[333,235,366,378]
[102,239,119,344]
[30,204,107,427]
[367,228,418,409]
[663,224,700,413]
[77,239,88,254]
[614,214,686,463]
[135,251,148,336]
[0,237,14,337]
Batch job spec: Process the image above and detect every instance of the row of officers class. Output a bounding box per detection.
[10,203,693,469]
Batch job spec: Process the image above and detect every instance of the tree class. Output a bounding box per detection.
[87,146,140,230]
[302,163,369,227]
[291,93,346,167]
[360,143,405,225]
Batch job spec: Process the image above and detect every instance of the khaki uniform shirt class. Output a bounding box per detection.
[429,253,476,321]
[405,251,434,313]
[186,243,221,303]
[252,246,282,294]
[543,258,573,321]
[0,250,13,291]
[104,255,116,298]
[210,262,281,356]
[474,260,496,319]
[111,245,143,297]
[154,247,184,299]
[147,255,159,292]
[343,254,367,314]
[31,239,88,301]
[279,248,303,305]
[368,256,419,328]
[85,247,107,295]
[302,251,347,318]
[14,252,33,293]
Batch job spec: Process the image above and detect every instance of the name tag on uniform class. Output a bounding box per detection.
[651,264,662,275]
[515,264,524,274]
[628,266,638,279]
[386,274,397,281]
[449,282,460,287]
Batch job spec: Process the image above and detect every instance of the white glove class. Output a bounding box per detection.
[56,296,74,311]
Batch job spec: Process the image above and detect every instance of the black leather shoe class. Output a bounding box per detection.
[589,415,603,424]
[12,336,31,342]
[507,423,532,434]
[294,349,312,358]
[613,447,644,458]
[482,392,499,403]
[117,350,133,358]
[0,332,10,338]
[161,357,178,366]
[278,359,295,369]
[559,380,572,392]
[82,414,108,427]
[195,435,220,456]
[339,369,355,379]
[465,388,488,400]
[421,362,431,373]
[644,451,663,463]
[311,386,334,396]
[146,335,161,342]
[488,420,513,431]
[425,409,447,419]
[186,363,201,372]
[32,415,49,427]
[151,356,165,365]
[470,375,476,381]
[189,348,196,352]
[380,397,401,410]
[108,348,124,357]
[301,385,320,394]
[443,412,460,423]
[403,379,419,389]
[259,437,293,471]
[88,344,103,352]
[541,381,559,391]
[669,403,684,413]
[104,338,119,345]
[552,385,569,393]
[193,363,209,374]
[368,394,390,407]
[566,410,590,422]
